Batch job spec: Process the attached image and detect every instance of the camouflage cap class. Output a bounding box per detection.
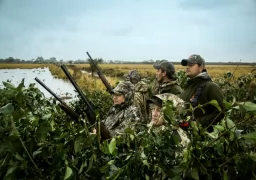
[147,93,184,108]
[153,60,175,73]
[181,54,205,66]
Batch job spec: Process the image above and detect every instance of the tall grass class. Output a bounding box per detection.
[0,63,254,91]
[48,64,119,92]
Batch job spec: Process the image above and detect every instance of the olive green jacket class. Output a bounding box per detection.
[179,72,224,130]
[152,80,183,96]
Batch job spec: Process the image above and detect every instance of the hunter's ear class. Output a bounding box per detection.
[162,71,167,77]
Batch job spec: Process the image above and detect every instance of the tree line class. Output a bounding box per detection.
[0,56,255,65]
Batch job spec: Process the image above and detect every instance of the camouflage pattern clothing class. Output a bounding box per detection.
[151,80,183,96]
[151,60,183,96]
[104,81,142,137]
[147,93,190,150]
[125,70,150,123]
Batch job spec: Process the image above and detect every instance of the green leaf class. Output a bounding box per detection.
[209,100,221,111]
[74,136,83,154]
[205,132,217,139]
[86,156,94,173]
[108,138,116,154]
[79,162,85,174]
[191,168,199,180]
[64,166,72,180]
[0,103,14,115]
[108,160,115,165]
[242,132,256,141]
[15,153,24,161]
[142,160,149,168]
[33,150,42,157]
[125,154,131,161]
[241,102,256,112]
[145,174,150,180]
[130,134,134,141]
[226,118,235,129]
[4,166,16,179]
[3,81,15,89]
[223,100,232,110]
[36,125,51,142]
[42,113,52,120]
[214,125,225,131]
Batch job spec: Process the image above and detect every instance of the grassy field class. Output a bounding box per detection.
[74,63,255,78]
[0,63,254,91]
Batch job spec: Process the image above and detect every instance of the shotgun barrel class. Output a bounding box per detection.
[60,64,111,140]
[34,77,80,122]
[86,52,113,93]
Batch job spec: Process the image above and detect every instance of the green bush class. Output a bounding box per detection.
[0,73,256,180]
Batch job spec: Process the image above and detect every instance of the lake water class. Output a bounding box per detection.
[0,67,78,103]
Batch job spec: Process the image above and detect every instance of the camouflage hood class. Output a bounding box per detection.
[111,81,135,108]
[134,81,149,93]
[125,70,141,83]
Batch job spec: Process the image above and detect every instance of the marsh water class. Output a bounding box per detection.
[0,67,78,102]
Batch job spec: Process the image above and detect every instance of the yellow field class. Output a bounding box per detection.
[74,63,254,78]
[0,63,254,91]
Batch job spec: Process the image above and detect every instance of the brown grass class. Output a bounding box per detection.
[0,63,254,91]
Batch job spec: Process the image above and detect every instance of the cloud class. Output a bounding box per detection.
[179,0,239,10]
[0,0,255,62]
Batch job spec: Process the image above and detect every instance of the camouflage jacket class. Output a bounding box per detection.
[103,104,142,137]
[151,80,183,96]
[134,81,150,123]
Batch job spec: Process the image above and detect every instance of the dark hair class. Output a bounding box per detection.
[165,70,177,80]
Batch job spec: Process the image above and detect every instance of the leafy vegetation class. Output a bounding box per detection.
[0,71,256,179]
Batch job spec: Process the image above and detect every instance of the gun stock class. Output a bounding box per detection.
[60,64,111,140]
[34,77,80,122]
[86,52,113,93]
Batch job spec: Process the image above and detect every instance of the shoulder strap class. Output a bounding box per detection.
[190,81,209,107]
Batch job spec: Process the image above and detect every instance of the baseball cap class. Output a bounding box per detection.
[147,96,163,108]
[153,60,175,73]
[181,54,205,66]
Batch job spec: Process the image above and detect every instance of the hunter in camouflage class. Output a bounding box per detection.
[147,93,190,151]
[125,69,150,123]
[103,80,142,137]
[152,60,183,96]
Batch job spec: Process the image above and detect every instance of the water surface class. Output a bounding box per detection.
[0,67,78,102]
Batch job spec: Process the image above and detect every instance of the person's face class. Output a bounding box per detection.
[112,93,125,104]
[155,69,166,83]
[130,78,139,85]
[185,63,204,78]
[151,104,164,126]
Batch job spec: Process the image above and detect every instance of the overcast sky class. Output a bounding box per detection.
[0,0,255,62]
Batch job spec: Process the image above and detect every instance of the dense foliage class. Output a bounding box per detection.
[0,72,256,180]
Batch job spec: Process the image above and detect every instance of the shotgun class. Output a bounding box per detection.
[60,64,111,140]
[86,52,113,93]
[34,77,80,121]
